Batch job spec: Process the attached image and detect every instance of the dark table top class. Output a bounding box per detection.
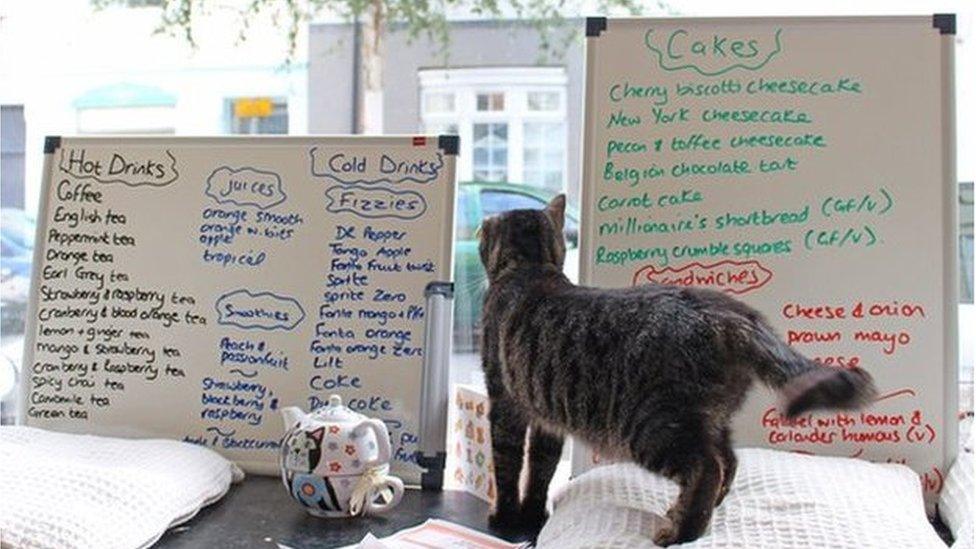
[155,474,957,548]
[156,477,538,548]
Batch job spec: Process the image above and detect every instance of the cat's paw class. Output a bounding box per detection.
[518,503,549,531]
[488,508,522,530]
[655,519,709,546]
[653,524,679,546]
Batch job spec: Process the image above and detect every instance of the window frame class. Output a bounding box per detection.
[419,67,567,189]
[472,122,509,182]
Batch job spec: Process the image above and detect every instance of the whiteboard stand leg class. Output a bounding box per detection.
[418,281,453,491]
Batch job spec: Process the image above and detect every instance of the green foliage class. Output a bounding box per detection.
[90,0,665,62]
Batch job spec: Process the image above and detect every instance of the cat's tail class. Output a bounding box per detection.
[741,317,877,419]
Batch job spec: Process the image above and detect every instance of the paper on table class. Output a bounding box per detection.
[342,519,527,548]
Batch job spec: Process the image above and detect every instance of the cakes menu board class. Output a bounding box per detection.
[577,16,957,501]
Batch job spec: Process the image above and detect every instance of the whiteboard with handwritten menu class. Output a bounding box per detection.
[577,16,958,501]
[21,136,457,483]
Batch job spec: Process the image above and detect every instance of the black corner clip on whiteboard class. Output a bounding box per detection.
[44,136,62,154]
[933,14,956,35]
[586,17,607,37]
[418,281,454,491]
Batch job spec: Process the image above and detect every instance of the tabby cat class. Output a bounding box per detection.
[479,195,877,545]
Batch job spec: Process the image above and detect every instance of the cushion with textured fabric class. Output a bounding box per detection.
[0,426,244,549]
[940,422,974,549]
[538,447,945,548]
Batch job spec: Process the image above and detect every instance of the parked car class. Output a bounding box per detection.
[1,339,21,424]
[452,182,579,351]
[1,208,35,337]
[1,208,35,424]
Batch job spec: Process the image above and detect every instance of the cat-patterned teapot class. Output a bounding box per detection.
[280,394,403,517]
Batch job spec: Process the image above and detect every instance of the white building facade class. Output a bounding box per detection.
[0,0,309,212]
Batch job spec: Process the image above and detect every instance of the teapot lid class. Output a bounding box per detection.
[311,394,365,424]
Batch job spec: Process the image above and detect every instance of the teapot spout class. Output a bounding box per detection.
[281,406,305,431]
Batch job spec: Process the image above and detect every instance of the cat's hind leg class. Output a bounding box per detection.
[487,393,529,530]
[653,447,724,546]
[715,426,737,507]
[630,417,724,546]
[521,424,564,530]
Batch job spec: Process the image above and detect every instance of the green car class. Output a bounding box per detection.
[452,182,579,351]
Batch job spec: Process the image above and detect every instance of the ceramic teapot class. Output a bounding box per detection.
[280,394,404,517]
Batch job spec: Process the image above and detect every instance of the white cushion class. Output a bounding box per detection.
[538,448,945,548]
[0,426,244,549]
[941,423,974,549]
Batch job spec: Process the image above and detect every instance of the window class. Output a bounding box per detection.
[523,122,566,191]
[480,190,546,216]
[527,91,559,111]
[454,189,477,240]
[422,71,572,376]
[2,106,29,424]
[472,123,508,182]
[960,181,974,431]
[227,97,288,135]
[962,233,974,302]
[419,67,567,191]
[476,92,505,111]
[480,189,578,247]
[1,106,26,209]
[960,182,973,304]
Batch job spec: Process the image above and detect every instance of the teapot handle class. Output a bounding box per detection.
[358,418,392,467]
[364,475,404,515]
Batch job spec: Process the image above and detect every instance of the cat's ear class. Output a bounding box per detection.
[478,217,496,271]
[545,194,566,233]
[308,427,324,443]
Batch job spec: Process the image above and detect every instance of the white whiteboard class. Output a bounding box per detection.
[21,136,457,483]
[578,16,958,501]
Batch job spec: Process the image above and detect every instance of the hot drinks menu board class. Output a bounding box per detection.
[22,136,457,483]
